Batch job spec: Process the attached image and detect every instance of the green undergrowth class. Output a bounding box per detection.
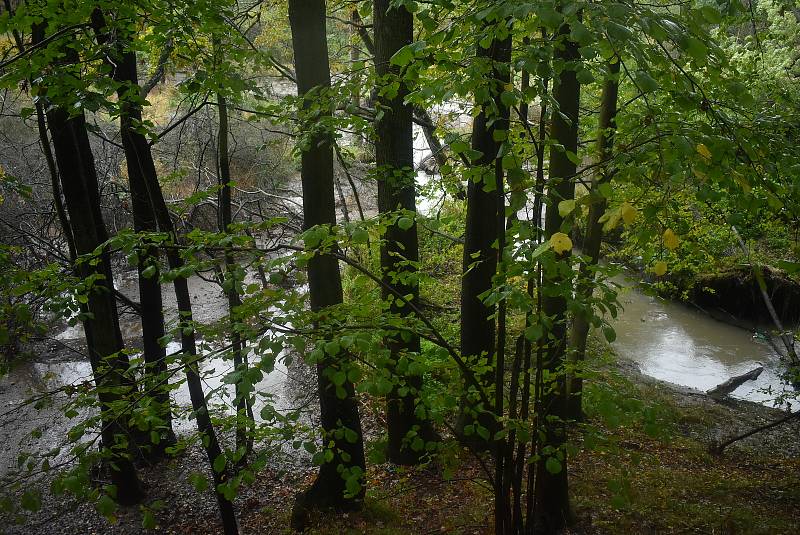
[572,342,800,534]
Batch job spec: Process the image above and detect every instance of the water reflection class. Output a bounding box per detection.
[610,275,797,409]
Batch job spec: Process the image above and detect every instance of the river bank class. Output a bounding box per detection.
[2,342,798,535]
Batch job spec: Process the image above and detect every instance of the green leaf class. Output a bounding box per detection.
[21,490,41,512]
[345,475,362,497]
[142,510,157,530]
[524,324,543,342]
[351,228,369,244]
[390,45,415,67]
[213,454,227,474]
[96,494,117,517]
[558,199,576,217]
[635,71,659,93]
[397,217,414,231]
[602,326,617,343]
[545,456,562,475]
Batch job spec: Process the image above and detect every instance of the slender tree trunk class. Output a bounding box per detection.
[288,0,366,526]
[533,18,581,533]
[91,12,238,532]
[350,9,363,148]
[45,106,143,505]
[135,77,241,535]
[34,103,76,261]
[567,58,620,420]
[91,12,174,452]
[217,91,250,462]
[148,148,240,535]
[457,28,511,449]
[373,0,435,465]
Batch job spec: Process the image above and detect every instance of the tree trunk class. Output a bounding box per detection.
[45,106,143,505]
[534,17,581,533]
[457,29,511,449]
[567,58,620,421]
[373,0,435,465]
[217,90,251,462]
[92,13,238,531]
[288,0,366,525]
[91,10,175,453]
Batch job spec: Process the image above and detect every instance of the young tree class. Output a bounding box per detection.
[288,0,366,524]
[91,8,239,532]
[373,0,435,465]
[568,57,621,420]
[45,103,145,505]
[91,10,175,452]
[458,19,511,448]
[216,87,252,461]
[534,15,581,532]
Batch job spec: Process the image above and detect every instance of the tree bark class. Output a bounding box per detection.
[91,11,175,452]
[457,28,511,449]
[92,12,238,532]
[373,0,436,465]
[567,57,620,421]
[217,90,251,462]
[45,106,143,505]
[534,17,581,533]
[288,0,366,525]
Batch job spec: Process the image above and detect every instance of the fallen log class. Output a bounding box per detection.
[706,366,764,400]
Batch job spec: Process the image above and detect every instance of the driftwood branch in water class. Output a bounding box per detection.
[731,226,799,365]
[706,366,763,400]
[710,409,800,454]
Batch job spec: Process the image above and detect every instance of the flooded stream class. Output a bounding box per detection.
[0,273,311,478]
[610,274,797,409]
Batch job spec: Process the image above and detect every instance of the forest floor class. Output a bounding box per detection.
[3,344,799,535]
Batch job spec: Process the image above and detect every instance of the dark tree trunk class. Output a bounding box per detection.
[288,0,366,526]
[457,29,511,448]
[91,11,174,452]
[567,58,620,420]
[135,80,241,535]
[217,91,251,462]
[92,13,238,532]
[373,0,435,465]
[533,19,581,533]
[146,143,241,535]
[45,107,143,505]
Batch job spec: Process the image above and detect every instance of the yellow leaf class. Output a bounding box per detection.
[663,229,679,250]
[733,172,751,193]
[558,199,576,217]
[599,206,622,232]
[550,232,573,254]
[653,261,668,277]
[621,202,637,225]
[504,83,514,92]
[696,143,711,161]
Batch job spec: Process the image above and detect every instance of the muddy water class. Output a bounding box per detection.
[610,274,797,409]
